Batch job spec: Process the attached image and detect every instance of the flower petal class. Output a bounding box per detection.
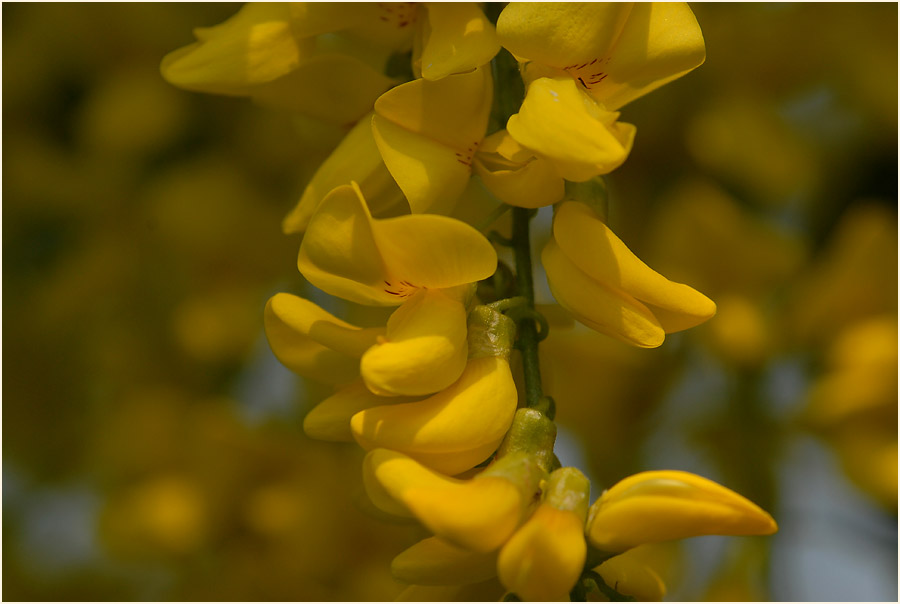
[352,357,518,475]
[418,3,500,81]
[263,293,383,383]
[507,77,636,181]
[588,2,706,111]
[473,130,565,209]
[161,3,311,94]
[497,505,587,602]
[496,3,633,69]
[554,202,716,333]
[594,548,667,602]
[392,536,498,586]
[283,114,404,234]
[542,240,664,348]
[303,379,412,442]
[372,115,471,214]
[299,183,497,305]
[361,289,468,396]
[298,183,397,305]
[364,448,525,552]
[586,470,778,552]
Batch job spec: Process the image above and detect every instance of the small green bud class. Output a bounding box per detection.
[467,305,517,360]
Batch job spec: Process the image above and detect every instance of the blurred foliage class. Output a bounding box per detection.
[2,3,897,602]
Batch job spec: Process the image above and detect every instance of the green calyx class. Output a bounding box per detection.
[467,304,517,360]
[496,408,557,473]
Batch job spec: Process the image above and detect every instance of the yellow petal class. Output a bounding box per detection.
[263,293,383,383]
[299,183,497,305]
[507,78,636,181]
[361,289,468,396]
[161,3,311,94]
[352,357,517,475]
[594,549,667,602]
[373,208,498,290]
[392,536,498,586]
[283,114,404,234]
[473,130,565,209]
[419,3,500,81]
[303,379,411,442]
[298,184,395,305]
[586,470,778,552]
[542,240,665,348]
[586,2,706,111]
[364,448,527,552]
[498,504,587,601]
[373,66,492,212]
[372,115,472,215]
[554,202,716,333]
[249,53,396,124]
[496,3,633,69]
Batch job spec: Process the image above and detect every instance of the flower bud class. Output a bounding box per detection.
[586,470,777,552]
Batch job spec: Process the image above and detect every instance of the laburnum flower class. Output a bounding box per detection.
[363,448,545,552]
[349,307,519,474]
[497,467,590,601]
[495,2,705,182]
[372,65,493,214]
[543,201,716,347]
[161,3,499,125]
[270,182,496,397]
[586,470,778,553]
[160,3,397,124]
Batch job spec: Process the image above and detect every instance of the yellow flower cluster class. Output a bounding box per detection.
[162,2,778,599]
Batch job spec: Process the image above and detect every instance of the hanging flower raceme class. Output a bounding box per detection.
[291,181,496,397]
[543,201,716,347]
[494,2,705,181]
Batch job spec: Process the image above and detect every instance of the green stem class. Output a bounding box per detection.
[511,207,544,408]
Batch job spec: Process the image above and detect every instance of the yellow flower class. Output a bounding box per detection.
[160,3,398,124]
[472,129,565,209]
[593,547,667,602]
[373,65,493,214]
[296,182,496,395]
[586,470,777,553]
[351,356,518,475]
[263,293,384,386]
[363,449,544,552]
[496,2,705,180]
[497,467,590,601]
[543,202,716,348]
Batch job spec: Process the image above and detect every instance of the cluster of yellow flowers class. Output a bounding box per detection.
[163,3,778,600]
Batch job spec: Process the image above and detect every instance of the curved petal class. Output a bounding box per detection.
[542,240,665,348]
[303,379,412,442]
[374,209,498,290]
[507,78,636,181]
[161,3,311,94]
[590,2,706,111]
[554,202,716,332]
[364,448,525,552]
[496,3,634,69]
[374,66,492,150]
[352,357,517,475]
[299,183,497,305]
[586,470,778,552]
[372,115,471,214]
[298,183,397,305]
[418,3,500,81]
[361,289,469,396]
[263,293,383,383]
[250,53,396,124]
[392,537,499,586]
[473,130,565,209]
[283,114,404,234]
[497,505,587,601]
[594,550,667,602]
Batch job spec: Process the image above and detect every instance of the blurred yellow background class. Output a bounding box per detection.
[3,3,897,601]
